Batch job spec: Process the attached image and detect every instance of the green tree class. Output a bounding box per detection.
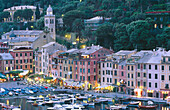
[126,19,153,50]
[22,9,33,21]
[0,12,10,22]
[96,22,114,49]
[14,10,23,20]
[36,17,44,30]
[35,4,40,20]
[156,27,170,50]
[63,10,85,31]
[114,23,131,51]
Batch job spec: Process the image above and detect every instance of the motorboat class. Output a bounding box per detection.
[27,96,37,100]
[139,105,158,109]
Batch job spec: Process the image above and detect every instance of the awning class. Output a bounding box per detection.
[0,73,7,79]
[44,77,53,80]
[9,70,23,74]
[19,70,29,76]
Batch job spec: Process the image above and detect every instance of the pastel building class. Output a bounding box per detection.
[55,45,113,87]
[10,46,33,73]
[0,53,14,74]
[160,50,170,98]
[0,40,9,53]
[146,48,165,98]
[34,42,67,76]
[99,50,136,92]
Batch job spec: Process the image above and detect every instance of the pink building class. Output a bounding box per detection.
[10,46,33,73]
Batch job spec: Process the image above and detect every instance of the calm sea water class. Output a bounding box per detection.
[0,97,170,110]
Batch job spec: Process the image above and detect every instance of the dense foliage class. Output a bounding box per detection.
[0,0,169,50]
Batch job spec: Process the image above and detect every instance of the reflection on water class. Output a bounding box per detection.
[0,98,170,110]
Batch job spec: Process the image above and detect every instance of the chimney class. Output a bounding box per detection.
[26,27,29,31]
[92,44,94,46]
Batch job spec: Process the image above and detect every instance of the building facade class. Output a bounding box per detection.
[10,46,33,73]
[0,53,14,74]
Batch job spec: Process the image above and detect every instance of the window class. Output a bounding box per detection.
[155,65,157,70]
[10,61,12,64]
[6,61,8,64]
[46,19,48,24]
[107,78,109,82]
[80,76,82,80]
[16,53,18,57]
[149,82,151,87]
[115,79,117,84]
[88,69,90,73]
[149,65,151,69]
[138,73,140,77]
[155,74,158,79]
[138,64,140,69]
[103,63,104,67]
[25,65,27,69]
[128,66,130,70]
[168,58,170,62]
[110,63,112,67]
[143,82,146,87]
[76,74,77,79]
[162,66,164,71]
[107,63,109,67]
[169,75,170,81]
[149,73,151,79]
[103,71,105,75]
[131,81,133,86]
[83,62,85,65]
[144,64,146,69]
[103,77,105,82]
[161,75,164,80]
[143,73,146,77]
[121,72,124,76]
[128,81,130,86]
[60,72,62,76]
[131,74,133,78]
[128,73,130,78]
[30,59,32,63]
[121,65,123,69]
[155,83,157,88]
[94,61,96,65]
[110,78,112,83]
[131,66,133,71]
[20,53,22,56]
[30,65,32,68]
[111,71,113,75]
[88,76,90,81]
[114,70,117,76]
[88,62,90,65]
[80,68,82,72]
[65,74,67,78]
[169,66,170,71]
[138,81,140,87]
[25,53,27,56]
[30,53,32,56]
[94,76,96,80]
[16,66,18,69]
[83,69,85,73]
[20,60,22,63]
[70,66,72,71]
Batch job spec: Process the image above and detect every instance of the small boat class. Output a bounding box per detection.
[88,102,95,106]
[9,92,13,96]
[139,105,158,109]
[32,103,38,106]
[27,100,34,103]
[45,100,53,105]
[27,96,37,100]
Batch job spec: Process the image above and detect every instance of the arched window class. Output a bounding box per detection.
[46,19,48,24]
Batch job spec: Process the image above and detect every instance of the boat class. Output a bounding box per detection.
[139,105,158,109]
[9,92,13,96]
[108,104,128,110]
[27,96,37,100]
[165,96,170,105]
[45,100,53,105]
[32,102,38,106]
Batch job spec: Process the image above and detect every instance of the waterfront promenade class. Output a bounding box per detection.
[0,81,167,103]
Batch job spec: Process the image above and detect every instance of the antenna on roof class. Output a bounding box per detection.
[135,44,138,51]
